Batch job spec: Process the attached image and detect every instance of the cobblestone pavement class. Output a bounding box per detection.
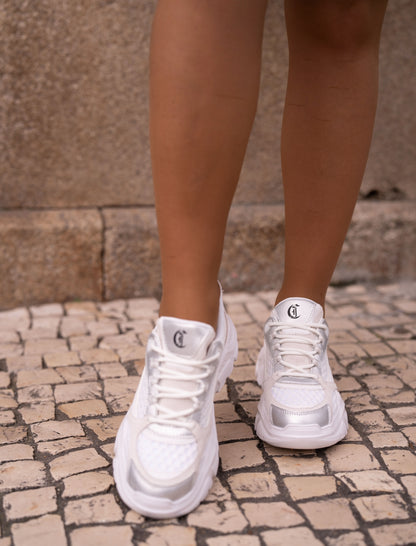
[0,283,416,546]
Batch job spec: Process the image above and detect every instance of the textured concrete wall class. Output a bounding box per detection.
[1,0,415,208]
[0,0,154,208]
[0,0,415,308]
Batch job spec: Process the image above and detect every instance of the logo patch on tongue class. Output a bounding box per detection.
[173,330,187,349]
[288,304,300,319]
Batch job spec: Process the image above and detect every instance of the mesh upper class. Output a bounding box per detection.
[272,384,325,409]
[136,427,197,480]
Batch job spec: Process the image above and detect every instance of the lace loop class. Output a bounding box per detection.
[269,321,327,380]
[148,346,218,429]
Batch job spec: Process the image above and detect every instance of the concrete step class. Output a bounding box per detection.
[0,201,414,310]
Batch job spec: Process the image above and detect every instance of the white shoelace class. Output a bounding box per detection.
[148,346,219,429]
[270,321,327,380]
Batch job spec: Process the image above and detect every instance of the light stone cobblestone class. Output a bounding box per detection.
[11,514,67,546]
[219,440,264,471]
[54,381,101,404]
[326,531,367,546]
[0,332,20,344]
[31,419,84,441]
[79,348,119,364]
[0,444,33,463]
[94,362,127,379]
[3,486,57,520]
[206,535,260,546]
[283,476,337,500]
[0,344,22,359]
[0,411,15,426]
[144,525,196,546]
[352,493,409,522]
[58,399,108,418]
[57,365,97,383]
[43,351,80,368]
[325,443,380,472]
[228,471,279,499]
[16,369,64,388]
[369,522,416,546]
[214,402,240,423]
[25,339,67,356]
[36,436,92,456]
[18,401,55,424]
[70,525,133,546]
[0,460,47,492]
[368,431,409,448]
[335,470,403,493]
[353,410,394,433]
[261,527,323,546]
[0,373,10,389]
[204,477,232,503]
[83,415,124,441]
[62,470,114,498]
[20,327,59,341]
[0,426,27,445]
[217,422,254,443]
[30,303,63,317]
[103,376,140,412]
[187,501,247,533]
[402,426,416,444]
[380,449,416,474]
[400,475,416,503]
[49,448,109,480]
[241,501,303,528]
[273,454,326,476]
[299,498,358,530]
[64,493,123,525]
[60,316,88,338]
[69,335,98,351]
[0,283,415,543]
[18,384,54,403]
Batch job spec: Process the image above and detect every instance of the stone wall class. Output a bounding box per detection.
[0,0,415,308]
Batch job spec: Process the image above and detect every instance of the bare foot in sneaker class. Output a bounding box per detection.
[113,290,237,518]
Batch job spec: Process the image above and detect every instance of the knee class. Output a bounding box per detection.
[295,0,384,54]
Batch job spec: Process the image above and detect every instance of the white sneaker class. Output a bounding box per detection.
[255,297,348,449]
[113,290,238,518]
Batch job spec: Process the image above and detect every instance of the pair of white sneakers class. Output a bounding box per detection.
[113,288,348,519]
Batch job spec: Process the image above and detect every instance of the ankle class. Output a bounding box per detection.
[159,282,220,329]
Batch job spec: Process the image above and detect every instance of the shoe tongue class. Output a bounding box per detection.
[151,316,216,433]
[269,298,323,381]
[272,298,323,324]
[158,317,215,358]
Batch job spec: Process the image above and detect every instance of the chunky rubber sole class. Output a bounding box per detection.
[113,314,238,519]
[255,393,348,450]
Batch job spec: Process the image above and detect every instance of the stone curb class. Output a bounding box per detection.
[0,202,415,309]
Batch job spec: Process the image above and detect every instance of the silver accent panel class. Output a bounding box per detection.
[272,404,329,427]
[127,464,194,501]
[278,376,318,385]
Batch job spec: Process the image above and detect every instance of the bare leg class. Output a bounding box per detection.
[277,0,388,308]
[150,0,268,327]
